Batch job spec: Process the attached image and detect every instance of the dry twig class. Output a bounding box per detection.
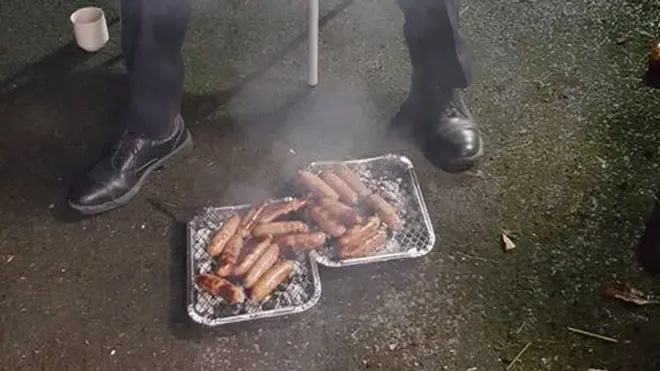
[454,251,497,263]
[567,327,618,344]
[507,342,532,370]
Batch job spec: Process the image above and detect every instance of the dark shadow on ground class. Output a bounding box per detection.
[637,63,660,276]
[560,104,660,370]
[0,0,356,224]
[0,44,125,222]
[0,16,120,92]
[549,82,660,370]
[636,190,660,275]
[0,45,303,223]
[0,44,225,223]
[144,198,193,334]
[615,323,660,370]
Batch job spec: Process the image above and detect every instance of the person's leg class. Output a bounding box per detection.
[395,0,482,172]
[400,0,469,90]
[121,0,189,138]
[68,0,192,215]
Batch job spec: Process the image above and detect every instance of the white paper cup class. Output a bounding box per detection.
[70,7,109,52]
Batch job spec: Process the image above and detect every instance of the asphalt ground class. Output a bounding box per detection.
[1,0,660,370]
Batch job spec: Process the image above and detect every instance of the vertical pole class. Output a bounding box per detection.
[308,0,319,86]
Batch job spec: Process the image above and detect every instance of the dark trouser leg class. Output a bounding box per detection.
[120,0,190,139]
[396,0,481,173]
[68,0,193,214]
[398,0,470,90]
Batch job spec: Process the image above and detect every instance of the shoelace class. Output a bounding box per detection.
[110,131,144,170]
[443,90,468,118]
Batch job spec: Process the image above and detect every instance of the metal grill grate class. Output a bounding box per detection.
[186,201,322,326]
[307,154,436,267]
[186,154,436,326]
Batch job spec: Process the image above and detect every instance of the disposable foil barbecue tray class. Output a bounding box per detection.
[306,154,436,267]
[187,200,322,326]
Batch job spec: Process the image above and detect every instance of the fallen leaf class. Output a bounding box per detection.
[604,282,658,306]
[500,231,516,251]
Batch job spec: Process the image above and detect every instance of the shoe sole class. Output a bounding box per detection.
[68,130,194,215]
[443,142,484,173]
[427,135,484,174]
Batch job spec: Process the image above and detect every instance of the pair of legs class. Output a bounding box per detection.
[68,0,482,214]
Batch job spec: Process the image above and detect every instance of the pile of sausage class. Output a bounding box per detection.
[298,165,402,258]
[197,198,312,305]
[196,165,402,305]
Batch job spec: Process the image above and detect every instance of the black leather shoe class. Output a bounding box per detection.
[424,90,483,173]
[68,115,193,215]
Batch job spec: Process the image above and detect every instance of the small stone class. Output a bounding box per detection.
[289,148,296,155]
[110,349,116,356]
[388,343,397,351]
[6,255,14,263]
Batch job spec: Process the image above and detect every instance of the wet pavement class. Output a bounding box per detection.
[2,0,660,370]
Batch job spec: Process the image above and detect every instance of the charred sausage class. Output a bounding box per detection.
[338,215,381,248]
[244,244,280,288]
[252,221,309,237]
[197,274,246,304]
[318,197,363,225]
[216,233,244,277]
[309,205,346,237]
[277,232,327,252]
[233,235,273,276]
[207,214,242,257]
[341,229,388,259]
[250,260,295,302]
[258,198,307,224]
[239,202,268,237]
[367,193,402,231]
[335,165,371,198]
[298,170,339,200]
[320,170,359,205]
